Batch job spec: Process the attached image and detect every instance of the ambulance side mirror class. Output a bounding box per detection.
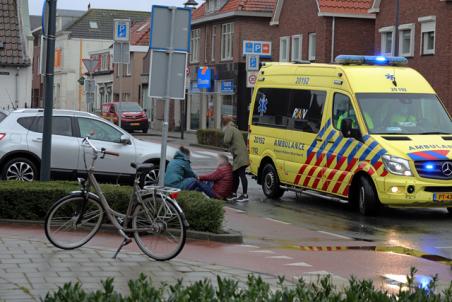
[341,118,363,141]
[341,118,353,137]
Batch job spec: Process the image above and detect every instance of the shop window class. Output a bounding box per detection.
[279,36,290,62]
[379,26,395,56]
[190,28,201,63]
[291,35,302,62]
[211,25,216,62]
[308,33,316,61]
[221,23,234,61]
[419,16,436,55]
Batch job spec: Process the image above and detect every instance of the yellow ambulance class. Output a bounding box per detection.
[248,55,452,216]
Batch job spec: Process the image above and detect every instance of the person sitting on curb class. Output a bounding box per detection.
[164,146,198,190]
[197,154,233,200]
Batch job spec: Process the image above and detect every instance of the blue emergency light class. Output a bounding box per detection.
[335,55,408,66]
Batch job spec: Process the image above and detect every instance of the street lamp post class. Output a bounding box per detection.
[181,0,198,140]
[394,0,400,56]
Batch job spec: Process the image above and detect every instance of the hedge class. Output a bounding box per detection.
[197,129,248,148]
[0,181,224,234]
[43,269,452,302]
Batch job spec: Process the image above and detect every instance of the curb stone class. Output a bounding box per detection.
[0,220,243,244]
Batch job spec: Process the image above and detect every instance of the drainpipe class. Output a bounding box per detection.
[15,67,19,108]
[330,17,336,63]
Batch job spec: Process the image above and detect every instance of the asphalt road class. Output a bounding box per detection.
[138,135,452,262]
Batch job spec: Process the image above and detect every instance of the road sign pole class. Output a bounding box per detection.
[118,63,122,128]
[158,7,177,186]
[40,0,57,181]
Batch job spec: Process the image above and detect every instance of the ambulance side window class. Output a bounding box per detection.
[332,93,358,130]
[288,90,326,133]
[252,89,290,128]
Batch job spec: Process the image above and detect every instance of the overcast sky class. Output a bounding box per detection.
[29,0,191,15]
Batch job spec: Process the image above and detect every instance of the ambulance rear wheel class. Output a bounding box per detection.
[262,164,284,199]
[358,176,380,216]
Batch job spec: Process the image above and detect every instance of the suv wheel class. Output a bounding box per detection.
[2,158,38,181]
[261,163,284,199]
[358,176,380,216]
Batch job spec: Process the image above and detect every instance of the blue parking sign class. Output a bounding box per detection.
[250,57,257,69]
[245,42,253,53]
[117,24,127,38]
[253,43,262,53]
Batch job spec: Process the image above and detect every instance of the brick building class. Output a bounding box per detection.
[371,0,452,113]
[188,0,277,131]
[270,0,375,64]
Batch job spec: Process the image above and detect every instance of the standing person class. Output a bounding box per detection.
[164,146,197,190]
[198,154,233,200]
[223,117,250,202]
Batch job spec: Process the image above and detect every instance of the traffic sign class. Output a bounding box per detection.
[82,58,99,74]
[243,40,272,57]
[84,79,96,94]
[113,42,130,64]
[113,19,130,42]
[246,54,260,71]
[247,71,259,88]
[150,6,191,51]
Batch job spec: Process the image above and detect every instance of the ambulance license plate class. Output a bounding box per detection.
[433,193,452,202]
[131,123,140,126]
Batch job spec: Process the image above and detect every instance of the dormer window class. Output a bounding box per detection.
[206,0,226,13]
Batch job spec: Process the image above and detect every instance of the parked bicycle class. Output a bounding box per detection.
[44,137,188,261]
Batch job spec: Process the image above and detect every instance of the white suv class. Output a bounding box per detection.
[0,109,175,183]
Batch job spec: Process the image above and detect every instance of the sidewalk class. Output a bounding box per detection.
[0,236,282,301]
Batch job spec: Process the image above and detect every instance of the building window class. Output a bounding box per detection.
[211,25,216,62]
[101,53,109,71]
[190,28,200,63]
[89,21,98,29]
[221,23,234,61]
[308,33,316,61]
[419,16,436,55]
[291,35,302,62]
[206,0,226,13]
[379,26,395,56]
[398,24,415,57]
[279,36,290,62]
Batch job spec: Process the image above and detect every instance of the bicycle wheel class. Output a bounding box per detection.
[132,195,186,261]
[45,196,104,250]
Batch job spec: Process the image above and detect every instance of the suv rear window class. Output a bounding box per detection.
[0,112,6,123]
[252,88,326,133]
[18,116,73,137]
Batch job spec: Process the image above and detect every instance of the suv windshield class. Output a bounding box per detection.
[116,102,142,113]
[356,93,452,135]
[0,112,6,123]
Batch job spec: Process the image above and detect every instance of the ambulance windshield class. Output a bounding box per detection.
[356,93,452,135]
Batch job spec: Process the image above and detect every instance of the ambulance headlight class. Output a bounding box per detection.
[382,155,413,176]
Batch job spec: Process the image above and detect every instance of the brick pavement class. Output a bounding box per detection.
[0,236,293,302]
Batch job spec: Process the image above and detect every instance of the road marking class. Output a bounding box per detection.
[193,150,221,157]
[265,255,293,260]
[239,244,260,249]
[317,231,352,240]
[249,250,275,254]
[224,207,245,213]
[190,152,211,159]
[265,218,291,225]
[285,262,312,267]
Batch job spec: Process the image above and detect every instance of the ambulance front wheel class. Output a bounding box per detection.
[358,176,380,216]
[262,164,284,199]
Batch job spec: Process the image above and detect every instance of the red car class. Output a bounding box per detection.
[101,102,149,133]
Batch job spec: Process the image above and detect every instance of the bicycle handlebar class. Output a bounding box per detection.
[82,137,120,158]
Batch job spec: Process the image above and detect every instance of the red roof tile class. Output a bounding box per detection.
[130,21,150,46]
[318,0,373,16]
[193,0,276,20]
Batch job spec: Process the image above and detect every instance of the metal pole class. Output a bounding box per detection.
[40,0,57,181]
[394,0,400,56]
[158,7,177,186]
[181,93,186,139]
[118,63,122,128]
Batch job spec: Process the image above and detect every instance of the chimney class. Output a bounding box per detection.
[88,3,91,10]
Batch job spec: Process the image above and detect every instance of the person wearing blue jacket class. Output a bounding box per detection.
[164,146,197,190]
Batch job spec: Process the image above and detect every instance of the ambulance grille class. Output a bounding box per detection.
[415,161,452,180]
